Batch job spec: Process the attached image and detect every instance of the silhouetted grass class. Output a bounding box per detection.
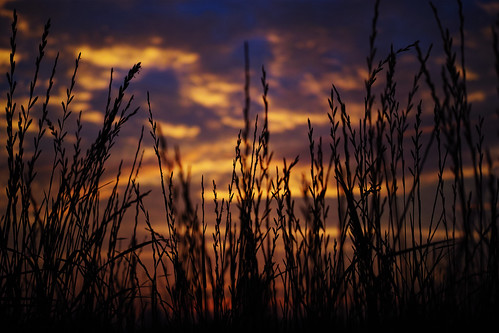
[1,1,499,332]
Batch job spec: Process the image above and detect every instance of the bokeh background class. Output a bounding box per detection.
[1,0,498,233]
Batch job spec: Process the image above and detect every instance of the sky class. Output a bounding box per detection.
[1,0,499,235]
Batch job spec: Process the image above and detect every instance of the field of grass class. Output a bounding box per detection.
[1,1,498,332]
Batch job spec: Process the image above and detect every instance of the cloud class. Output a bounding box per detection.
[156,120,200,139]
[182,74,241,109]
[76,68,114,91]
[268,108,328,133]
[468,90,487,103]
[477,1,499,14]
[0,48,12,67]
[76,45,199,72]
[219,116,244,130]
[81,110,104,125]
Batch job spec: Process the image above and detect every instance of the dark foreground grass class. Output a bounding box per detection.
[1,1,498,332]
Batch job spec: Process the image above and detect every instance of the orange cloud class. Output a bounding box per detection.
[77,69,113,91]
[156,120,201,139]
[81,110,104,124]
[267,108,328,133]
[182,74,241,109]
[468,90,487,103]
[0,48,14,67]
[478,1,499,15]
[76,45,199,71]
[218,116,244,130]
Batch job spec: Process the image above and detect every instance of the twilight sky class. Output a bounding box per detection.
[1,0,499,226]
